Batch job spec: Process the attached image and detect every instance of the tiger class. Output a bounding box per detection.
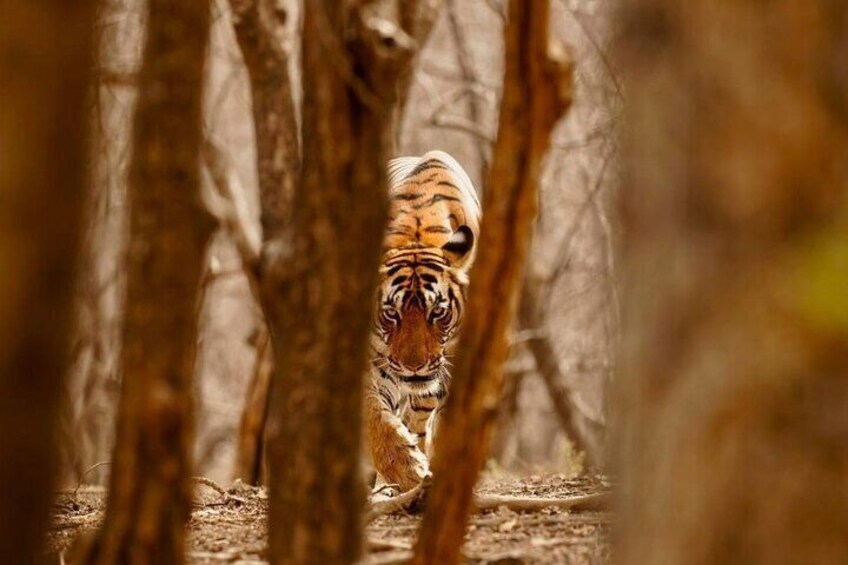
[364,150,481,496]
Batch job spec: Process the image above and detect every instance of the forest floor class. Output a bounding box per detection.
[48,474,611,564]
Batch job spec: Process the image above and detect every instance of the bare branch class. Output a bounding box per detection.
[552,122,614,152]
[481,0,507,22]
[366,478,430,521]
[474,491,610,512]
[549,144,612,281]
[367,479,608,520]
[559,0,624,102]
[192,477,247,505]
[393,0,444,144]
[425,84,496,143]
[201,137,263,268]
[428,115,494,143]
[446,0,490,173]
[519,280,606,467]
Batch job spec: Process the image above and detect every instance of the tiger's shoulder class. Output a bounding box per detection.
[384,151,481,270]
[387,150,481,223]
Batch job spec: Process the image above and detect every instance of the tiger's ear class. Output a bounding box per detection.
[442,225,474,259]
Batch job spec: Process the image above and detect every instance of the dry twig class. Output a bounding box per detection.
[368,478,609,520]
[474,491,610,512]
[366,478,430,521]
[367,538,413,552]
[192,476,247,505]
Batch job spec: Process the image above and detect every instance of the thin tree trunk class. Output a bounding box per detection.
[262,3,417,563]
[228,0,300,240]
[224,0,300,485]
[0,2,95,562]
[412,2,573,563]
[617,1,848,564]
[233,324,272,484]
[488,367,525,466]
[78,0,212,562]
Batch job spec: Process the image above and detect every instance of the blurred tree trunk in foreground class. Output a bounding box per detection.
[260,3,418,563]
[0,2,95,562]
[79,0,212,562]
[412,2,573,563]
[617,2,848,564]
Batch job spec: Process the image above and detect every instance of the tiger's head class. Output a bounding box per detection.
[372,151,481,394]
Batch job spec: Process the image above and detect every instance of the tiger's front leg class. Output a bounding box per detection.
[401,393,442,458]
[364,381,430,493]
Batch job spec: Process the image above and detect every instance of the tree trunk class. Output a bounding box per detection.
[412,2,573,563]
[225,0,300,485]
[79,0,212,562]
[233,324,272,484]
[222,0,445,491]
[0,2,95,562]
[262,3,417,563]
[228,0,300,240]
[616,1,848,564]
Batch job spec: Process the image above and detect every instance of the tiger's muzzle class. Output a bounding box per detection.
[383,302,445,390]
[385,354,445,383]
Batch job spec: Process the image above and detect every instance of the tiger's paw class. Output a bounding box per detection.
[370,480,401,503]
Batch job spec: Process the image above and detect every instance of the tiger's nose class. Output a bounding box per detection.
[408,359,429,372]
[389,355,438,373]
[389,356,426,371]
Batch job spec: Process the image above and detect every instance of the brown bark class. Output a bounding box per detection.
[228,0,300,241]
[78,0,212,562]
[0,2,95,562]
[233,325,272,484]
[412,2,573,564]
[616,1,848,564]
[221,0,444,491]
[223,0,300,487]
[488,366,525,465]
[262,3,416,564]
[399,0,442,43]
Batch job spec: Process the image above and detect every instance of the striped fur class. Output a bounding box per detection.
[365,151,481,493]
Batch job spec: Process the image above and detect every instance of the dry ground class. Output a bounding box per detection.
[48,474,611,564]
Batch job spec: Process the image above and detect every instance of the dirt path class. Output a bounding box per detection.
[48,474,611,564]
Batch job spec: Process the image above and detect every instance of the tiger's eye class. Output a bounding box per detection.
[380,305,400,325]
[429,304,449,322]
